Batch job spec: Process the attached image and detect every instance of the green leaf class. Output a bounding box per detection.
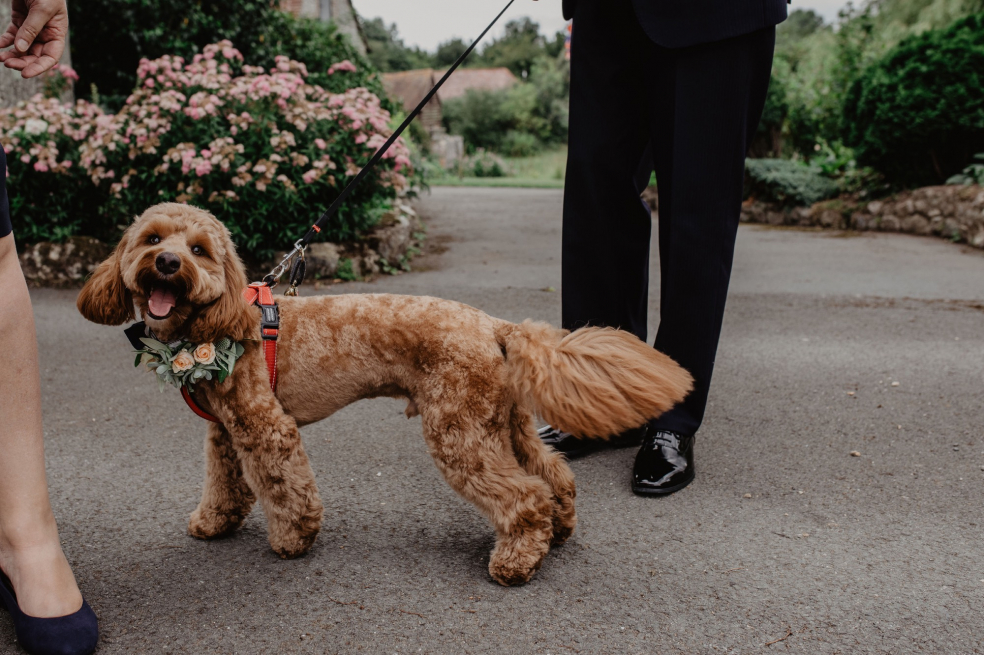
[140,337,168,350]
[217,369,229,383]
[134,353,144,368]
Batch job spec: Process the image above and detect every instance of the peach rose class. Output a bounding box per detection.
[193,342,216,365]
[172,350,195,373]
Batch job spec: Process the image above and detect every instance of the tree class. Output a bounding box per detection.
[434,38,469,68]
[480,18,544,77]
[361,17,431,72]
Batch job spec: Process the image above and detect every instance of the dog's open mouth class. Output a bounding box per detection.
[147,283,180,320]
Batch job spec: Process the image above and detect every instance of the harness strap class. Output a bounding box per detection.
[181,387,222,423]
[245,282,279,393]
[179,282,280,422]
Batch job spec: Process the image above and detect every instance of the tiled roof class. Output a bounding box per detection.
[382,67,519,112]
[435,67,518,101]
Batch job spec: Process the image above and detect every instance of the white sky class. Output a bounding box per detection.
[350,0,851,51]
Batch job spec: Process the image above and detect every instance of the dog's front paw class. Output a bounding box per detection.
[489,548,545,587]
[188,507,245,540]
[267,492,323,558]
[269,529,319,559]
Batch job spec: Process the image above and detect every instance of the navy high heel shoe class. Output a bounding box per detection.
[0,570,98,655]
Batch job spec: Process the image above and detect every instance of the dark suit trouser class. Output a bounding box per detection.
[562,0,776,436]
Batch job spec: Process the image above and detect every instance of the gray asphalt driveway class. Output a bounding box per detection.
[6,186,984,654]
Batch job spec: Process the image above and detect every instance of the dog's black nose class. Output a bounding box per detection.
[155,252,181,275]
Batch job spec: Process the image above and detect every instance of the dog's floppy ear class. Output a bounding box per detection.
[77,232,135,325]
[188,240,254,343]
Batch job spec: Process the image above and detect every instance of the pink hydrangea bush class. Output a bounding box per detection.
[81,41,413,259]
[1,42,413,260]
[0,94,109,243]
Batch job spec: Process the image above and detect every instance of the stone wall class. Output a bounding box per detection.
[0,0,74,107]
[738,185,984,249]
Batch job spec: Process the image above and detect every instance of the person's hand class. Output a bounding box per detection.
[0,0,69,79]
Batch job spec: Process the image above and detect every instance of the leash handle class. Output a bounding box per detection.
[299,0,516,249]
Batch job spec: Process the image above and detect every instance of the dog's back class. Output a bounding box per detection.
[271,293,508,425]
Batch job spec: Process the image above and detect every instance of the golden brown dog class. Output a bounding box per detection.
[77,203,693,585]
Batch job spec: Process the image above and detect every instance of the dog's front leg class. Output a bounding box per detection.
[188,422,257,540]
[223,406,324,559]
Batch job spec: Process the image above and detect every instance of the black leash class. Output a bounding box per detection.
[265,0,517,288]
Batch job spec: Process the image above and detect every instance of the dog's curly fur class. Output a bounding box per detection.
[77,203,693,585]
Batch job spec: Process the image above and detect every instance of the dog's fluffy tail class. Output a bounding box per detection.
[496,321,694,438]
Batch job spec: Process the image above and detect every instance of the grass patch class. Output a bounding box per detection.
[431,147,567,189]
[431,177,564,189]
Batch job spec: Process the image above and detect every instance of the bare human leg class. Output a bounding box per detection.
[0,233,83,618]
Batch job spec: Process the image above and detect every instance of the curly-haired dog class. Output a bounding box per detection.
[77,203,693,585]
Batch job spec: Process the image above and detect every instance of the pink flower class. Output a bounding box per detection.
[20,154,30,163]
[354,134,367,145]
[33,161,49,172]
[195,162,212,176]
[327,60,357,75]
[314,138,327,150]
[144,78,155,88]
[302,169,318,184]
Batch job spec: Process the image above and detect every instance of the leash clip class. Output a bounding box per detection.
[284,248,306,297]
[264,239,307,288]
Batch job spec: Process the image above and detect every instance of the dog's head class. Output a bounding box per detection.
[77,203,254,343]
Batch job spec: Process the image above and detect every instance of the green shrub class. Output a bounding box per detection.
[0,95,111,244]
[442,90,512,153]
[744,158,840,206]
[469,151,508,178]
[842,13,984,187]
[443,55,569,155]
[947,153,984,185]
[500,130,540,157]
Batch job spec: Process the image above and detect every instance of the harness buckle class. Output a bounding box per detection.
[260,304,280,340]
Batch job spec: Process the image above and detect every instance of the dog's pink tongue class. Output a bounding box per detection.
[148,287,176,317]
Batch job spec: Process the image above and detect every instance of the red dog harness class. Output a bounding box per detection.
[180,282,280,422]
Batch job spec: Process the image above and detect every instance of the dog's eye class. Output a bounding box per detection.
[148,235,161,245]
[191,245,206,257]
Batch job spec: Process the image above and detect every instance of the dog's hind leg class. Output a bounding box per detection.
[508,406,577,547]
[423,414,555,586]
[188,423,257,540]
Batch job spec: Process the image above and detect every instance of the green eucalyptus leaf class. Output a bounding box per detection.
[140,337,167,350]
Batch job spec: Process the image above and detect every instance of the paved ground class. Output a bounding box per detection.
[6,186,984,654]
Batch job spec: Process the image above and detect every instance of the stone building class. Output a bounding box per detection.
[381,67,517,134]
[280,0,368,54]
[381,67,517,166]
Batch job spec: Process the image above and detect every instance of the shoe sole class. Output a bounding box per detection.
[631,471,695,497]
[555,437,644,460]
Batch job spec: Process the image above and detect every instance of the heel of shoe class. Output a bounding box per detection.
[0,571,98,655]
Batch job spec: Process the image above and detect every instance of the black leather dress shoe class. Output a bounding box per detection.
[632,430,695,496]
[538,424,647,459]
